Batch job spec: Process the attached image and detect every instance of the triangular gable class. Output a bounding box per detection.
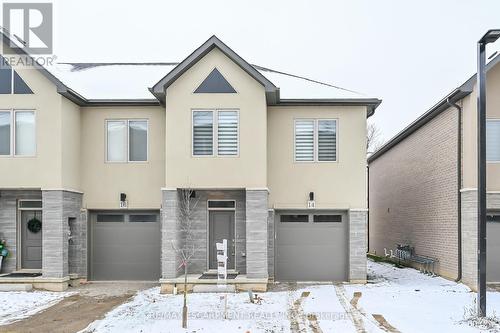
[151,36,278,104]
[194,68,236,93]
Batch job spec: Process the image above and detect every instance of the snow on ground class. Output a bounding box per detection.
[0,290,68,325]
[345,260,500,333]
[83,287,292,333]
[83,260,500,333]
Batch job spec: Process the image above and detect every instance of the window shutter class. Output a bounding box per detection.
[295,120,314,161]
[193,111,213,155]
[318,120,337,161]
[217,111,238,156]
[487,120,500,162]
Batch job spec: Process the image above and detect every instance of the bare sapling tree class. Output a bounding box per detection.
[172,188,199,329]
[367,123,383,155]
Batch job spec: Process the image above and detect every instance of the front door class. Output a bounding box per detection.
[21,210,42,269]
[209,211,235,270]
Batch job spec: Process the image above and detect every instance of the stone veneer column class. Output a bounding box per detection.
[245,189,269,279]
[68,208,88,278]
[349,209,368,282]
[42,190,82,279]
[161,189,181,279]
[267,209,275,279]
[461,189,478,290]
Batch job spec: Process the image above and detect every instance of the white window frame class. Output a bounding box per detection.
[0,109,36,157]
[487,119,500,163]
[191,109,239,158]
[294,118,338,163]
[105,119,149,163]
[17,199,42,210]
[207,199,237,210]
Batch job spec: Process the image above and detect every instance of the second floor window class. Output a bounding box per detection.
[295,119,337,162]
[487,119,500,162]
[0,110,35,156]
[192,110,239,156]
[106,119,148,162]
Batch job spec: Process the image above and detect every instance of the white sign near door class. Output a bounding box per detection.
[216,239,227,286]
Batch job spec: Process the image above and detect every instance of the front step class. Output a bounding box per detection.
[192,284,236,293]
[0,283,33,291]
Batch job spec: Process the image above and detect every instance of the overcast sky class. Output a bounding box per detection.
[28,0,500,141]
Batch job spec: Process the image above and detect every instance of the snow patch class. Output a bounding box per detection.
[0,290,69,325]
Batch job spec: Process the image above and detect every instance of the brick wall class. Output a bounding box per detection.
[369,107,459,279]
[461,189,477,288]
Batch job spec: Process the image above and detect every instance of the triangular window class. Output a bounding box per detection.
[194,68,236,93]
[0,57,33,94]
[13,71,33,94]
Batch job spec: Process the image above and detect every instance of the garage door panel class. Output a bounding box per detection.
[94,228,158,245]
[277,229,344,245]
[92,263,159,281]
[276,211,347,282]
[92,244,160,263]
[91,211,161,281]
[487,222,500,282]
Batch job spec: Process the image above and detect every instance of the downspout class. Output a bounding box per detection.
[447,97,462,282]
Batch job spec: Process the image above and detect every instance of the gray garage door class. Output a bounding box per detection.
[487,213,500,282]
[90,211,161,281]
[275,211,347,281]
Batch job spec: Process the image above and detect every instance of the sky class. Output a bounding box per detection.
[6,0,500,142]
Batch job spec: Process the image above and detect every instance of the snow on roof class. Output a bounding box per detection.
[44,62,372,100]
[254,66,369,100]
[47,63,177,100]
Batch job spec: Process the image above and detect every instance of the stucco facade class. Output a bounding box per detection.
[0,35,379,291]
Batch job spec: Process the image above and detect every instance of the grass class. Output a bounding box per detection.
[367,253,407,268]
[461,298,500,332]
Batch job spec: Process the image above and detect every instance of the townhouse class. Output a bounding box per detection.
[0,34,380,291]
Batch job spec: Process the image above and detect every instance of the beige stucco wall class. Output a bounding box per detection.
[462,62,500,191]
[268,106,368,209]
[164,48,267,189]
[0,45,80,190]
[61,97,81,190]
[80,106,165,209]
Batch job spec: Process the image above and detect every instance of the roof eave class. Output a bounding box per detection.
[368,88,470,163]
[366,55,500,163]
[276,98,382,117]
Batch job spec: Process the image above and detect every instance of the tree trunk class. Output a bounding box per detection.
[182,263,188,328]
